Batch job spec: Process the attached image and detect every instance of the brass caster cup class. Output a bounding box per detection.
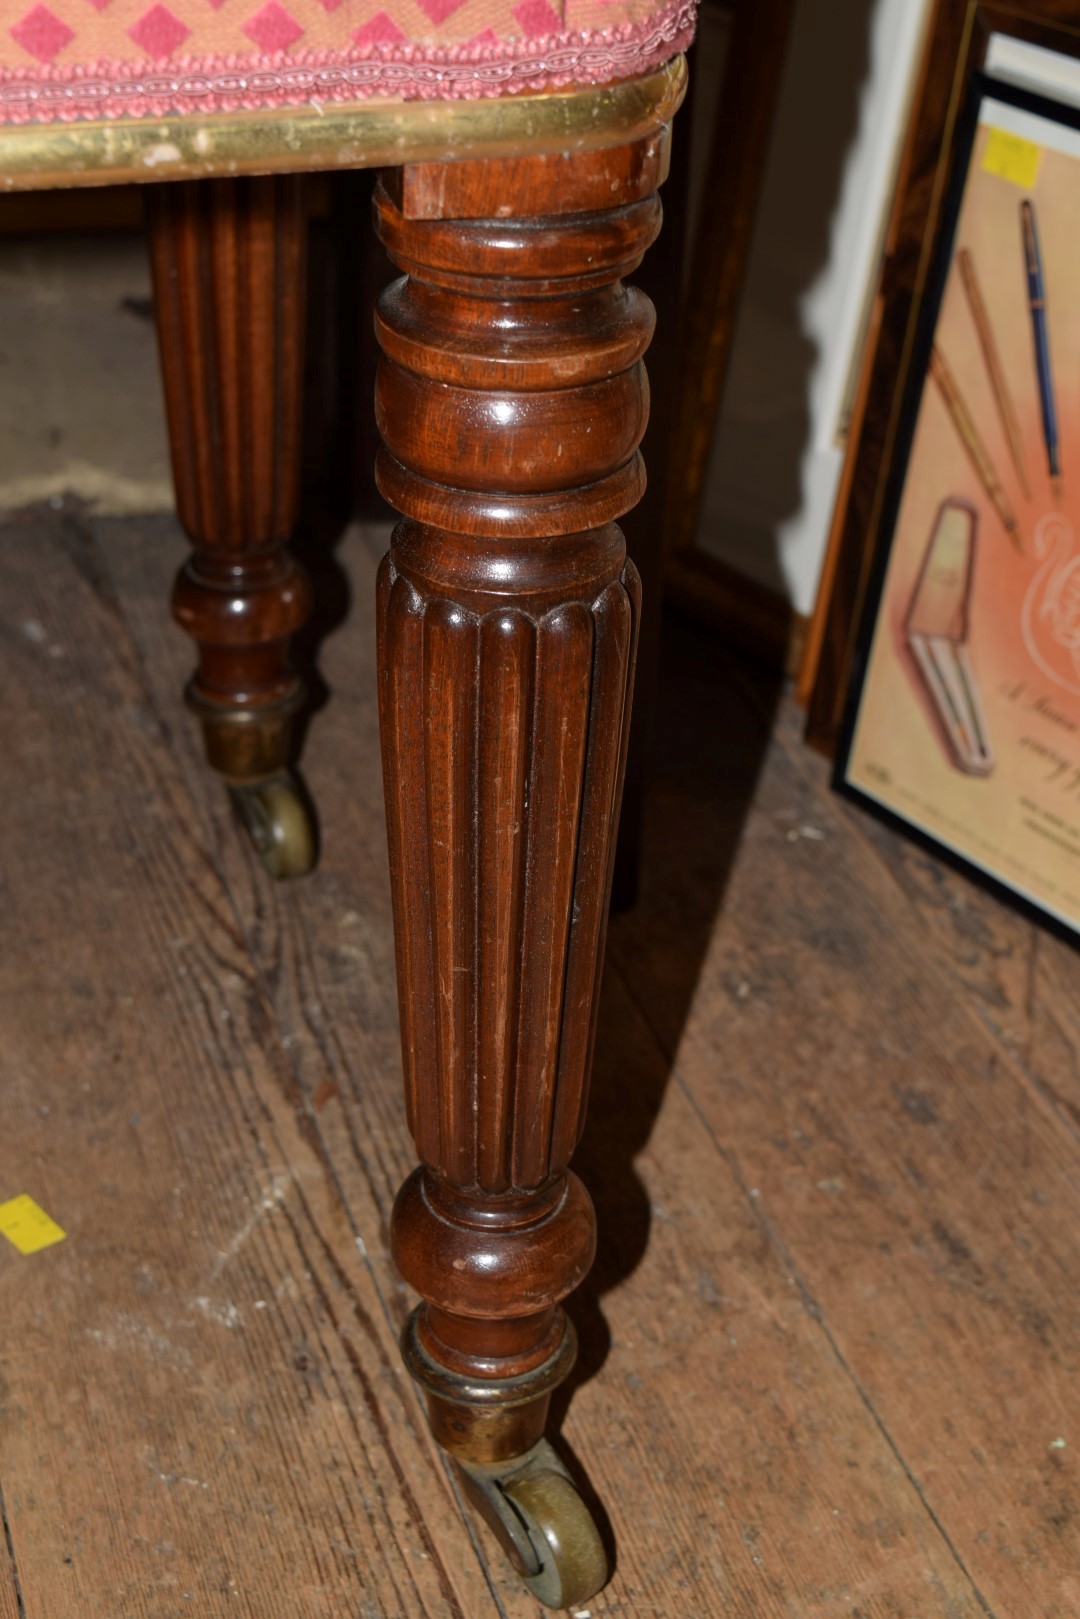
[458,1439,609,1610]
[191,691,303,783]
[229,771,316,880]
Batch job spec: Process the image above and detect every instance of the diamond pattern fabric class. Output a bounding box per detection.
[9,3,73,64]
[242,0,305,50]
[0,0,696,122]
[126,3,191,56]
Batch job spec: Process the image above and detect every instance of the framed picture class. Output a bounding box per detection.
[836,61,1080,939]
[805,1,1080,748]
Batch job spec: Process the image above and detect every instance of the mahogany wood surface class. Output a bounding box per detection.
[662,0,795,565]
[146,175,311,780]
[5,43,1080,1608]
[611,63,696,907]
[2,507,1079,1614]
[383,133,668,221]
[372,140,666,1457]
[667,544,808,675]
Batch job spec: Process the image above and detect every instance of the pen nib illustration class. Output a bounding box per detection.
[958,246,1030,500]
[929,345,1022,551]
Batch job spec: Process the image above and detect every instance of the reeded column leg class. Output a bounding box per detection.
[147,176,314,878]
[373,133,670,1606]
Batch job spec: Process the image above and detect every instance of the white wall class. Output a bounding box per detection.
[697,0,932,617]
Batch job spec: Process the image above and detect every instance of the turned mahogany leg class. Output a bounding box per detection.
[373,133,670,1607]
[147,176,314,878]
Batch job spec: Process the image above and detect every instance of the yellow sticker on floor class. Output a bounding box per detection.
[0,1195,66,1255]
[982,127,1042,188]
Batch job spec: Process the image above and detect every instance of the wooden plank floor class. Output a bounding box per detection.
[1,504,1078,1618]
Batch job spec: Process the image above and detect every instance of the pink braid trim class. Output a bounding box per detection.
[0,0,695,124]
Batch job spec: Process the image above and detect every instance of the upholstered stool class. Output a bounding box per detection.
[1,9,693,1603]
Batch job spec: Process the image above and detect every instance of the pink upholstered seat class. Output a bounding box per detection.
[0,0,694,122]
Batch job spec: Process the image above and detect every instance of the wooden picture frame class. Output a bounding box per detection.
[660,0,800,671]
[835,64,1080,942]
[804,0,1080,750]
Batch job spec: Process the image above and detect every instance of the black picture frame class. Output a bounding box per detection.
[835,68,1080,945]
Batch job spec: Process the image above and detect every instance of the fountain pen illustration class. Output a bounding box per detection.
[1021,199,1061,498]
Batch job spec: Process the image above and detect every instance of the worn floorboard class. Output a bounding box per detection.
[0,511,503,1619]
[0,1490,22,1619]
[607,633,1080,1619]
[0,507,1077,1616]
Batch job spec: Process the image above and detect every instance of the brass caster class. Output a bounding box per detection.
[229,771,315,880]
[458,1439,609,1610]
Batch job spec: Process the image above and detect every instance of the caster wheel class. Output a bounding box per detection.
[503,1463,608,1609]
[458,1439,609,1610]
[229,771,315,880]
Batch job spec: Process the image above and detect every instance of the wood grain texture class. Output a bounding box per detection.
[662,0,796,563]
[0,509,498,1619]
[0,1498,21,1619]
[607,627,1080,1618]
[611,68,696,908]
[383,132,669,221]
[372,146,664,1445]
[6,507,1079,1612]
[87,515,994,1613]
[666,545,808,675]
[795,287,885,708]
[147,176,310,773]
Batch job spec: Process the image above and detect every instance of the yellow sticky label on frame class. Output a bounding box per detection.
[0,1195,66,1255]
[982,127,1042,188]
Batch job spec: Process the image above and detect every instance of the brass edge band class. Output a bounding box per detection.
[401,1308,578,1409]
[0,56,685,192]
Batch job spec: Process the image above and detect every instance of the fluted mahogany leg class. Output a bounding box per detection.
[147,176,315,878]
[373,132,670,1606]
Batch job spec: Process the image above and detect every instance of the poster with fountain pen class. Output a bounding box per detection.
[839,75,1080,938]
